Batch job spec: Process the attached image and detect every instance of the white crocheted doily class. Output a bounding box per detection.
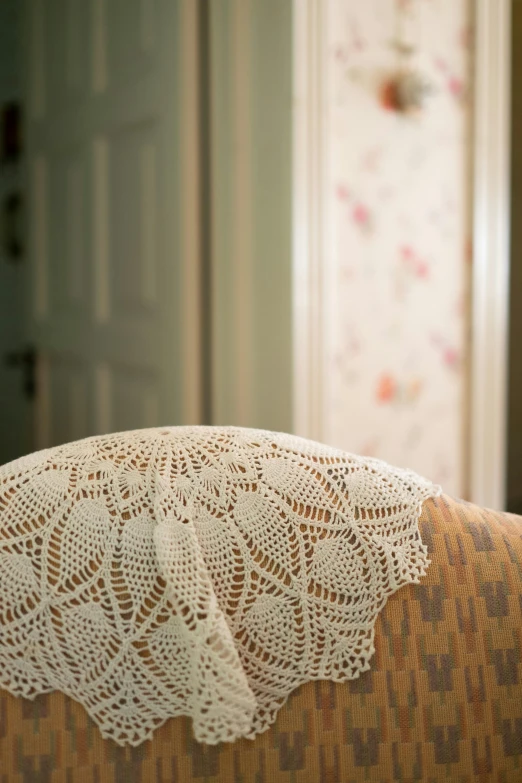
[0,426,441,746]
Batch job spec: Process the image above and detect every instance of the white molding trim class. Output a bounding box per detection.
[180,0,203,423]
[292,0,328,443]
[470,0,512,510]
[232,0,253,427]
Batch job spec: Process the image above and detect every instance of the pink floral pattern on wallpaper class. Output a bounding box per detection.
[324,0,472,496]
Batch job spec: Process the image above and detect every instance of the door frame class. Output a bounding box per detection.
[291,0,328,444]
[469,0,512,510]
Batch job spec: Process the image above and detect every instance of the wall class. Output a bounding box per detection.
[322,0,473,497]
[0,0,28,465]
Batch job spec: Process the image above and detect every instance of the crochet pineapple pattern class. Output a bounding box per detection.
[0,426,441,746]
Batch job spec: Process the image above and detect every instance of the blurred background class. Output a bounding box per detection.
[0,0,519,512]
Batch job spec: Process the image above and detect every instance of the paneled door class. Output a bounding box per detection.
[22,0,202,450]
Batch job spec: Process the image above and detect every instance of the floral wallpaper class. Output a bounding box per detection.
[323,0,473,498]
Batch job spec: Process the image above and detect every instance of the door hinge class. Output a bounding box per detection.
[4,345,37,399]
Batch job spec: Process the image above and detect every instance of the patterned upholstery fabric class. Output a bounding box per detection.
[1,492,522,782]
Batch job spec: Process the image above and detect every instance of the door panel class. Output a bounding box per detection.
[47,355,89,446]
[107,362,160,433]
[106,0,158,86]
[48,147,87,317]
[46,0,90,109]
[108,121,159,318]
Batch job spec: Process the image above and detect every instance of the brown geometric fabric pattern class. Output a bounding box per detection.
[1,493,522,782]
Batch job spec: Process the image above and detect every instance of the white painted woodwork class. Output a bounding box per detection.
[292,0,328,444]
[470,0,512,510]
[209,0,293,431]
[23,0,202,450]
